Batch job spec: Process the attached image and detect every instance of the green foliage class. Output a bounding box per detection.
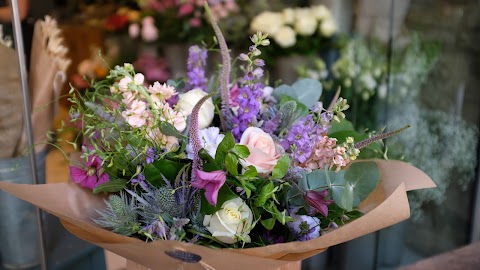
[144,159,187,186]
[273,78,323,108]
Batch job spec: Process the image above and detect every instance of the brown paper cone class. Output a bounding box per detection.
[0,160,435,270]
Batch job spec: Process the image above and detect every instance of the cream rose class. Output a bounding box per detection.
[176,88,214,129]
[320,18,337,37]
[250,11,283,35]
[203,198,253,244]
[282,8,295,24]
[239,127,281,174]
[311,5,331,21]
[294,16,318,36]
[273,26,296,48]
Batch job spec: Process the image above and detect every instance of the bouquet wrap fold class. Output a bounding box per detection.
[0,160,435,270]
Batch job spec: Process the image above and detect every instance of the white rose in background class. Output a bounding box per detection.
[250,11,283,35]
[282,8,295,24]
[273,26,296,48]
[203,198,254,244]
[320,18,337,37]
[176,88,214,129]
[311,5,331,21]
[295,16,318,36]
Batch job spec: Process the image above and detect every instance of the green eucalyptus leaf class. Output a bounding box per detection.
[272,84,295,100]
[93,179,127,194]
[291,78,322,108]
[272,155,290,179]
[215,132,235,165]
[225,153,239,176]
[344,161,381,203]
[232,145,250,159]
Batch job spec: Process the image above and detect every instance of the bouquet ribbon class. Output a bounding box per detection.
[0,160,435,270]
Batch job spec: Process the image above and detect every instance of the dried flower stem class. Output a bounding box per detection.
[354,125,411,150]
[189,94,214,180]
[205,2,231,130]
[327,87,341,112]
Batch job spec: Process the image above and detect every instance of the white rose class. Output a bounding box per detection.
[273,26,296,48]
[282,8,295,24]
[311,5,331,21]
[294,16,318,36]
[320,18,337,37]
[176,89,214,129]
[203,198,253,244]
[250,11,283,35]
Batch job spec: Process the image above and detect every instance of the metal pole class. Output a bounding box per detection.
[9,0,48,269]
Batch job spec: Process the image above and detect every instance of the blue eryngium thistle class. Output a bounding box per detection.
[205,2,231,130]
[94,192,140,236]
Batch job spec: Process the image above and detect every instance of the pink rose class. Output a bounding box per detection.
[239,127,281,174]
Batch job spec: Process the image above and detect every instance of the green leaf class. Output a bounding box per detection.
[198,148,221,171]
[145,159,186,186]
[291,78,323,108]
[275,209,294,224]
[280,95,308,117]
[215,132,235,165]
[344,161,381,203]
[225,153,238,176]
[260,218,276,230]
[243,166,258,178]
[328,119,355,134]
[231,145,250,159]
[93,179,127,194]
[200,185,237,214]
[272,155,290,179]
[255,182,275,207]
[159,121,186,138]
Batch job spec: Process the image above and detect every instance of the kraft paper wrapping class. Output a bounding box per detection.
[0,160,435,270]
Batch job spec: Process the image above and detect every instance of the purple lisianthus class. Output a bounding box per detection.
[287,214,321,241]
[145,147,158,164]
[69,154,109,190]
[191,170,226,206]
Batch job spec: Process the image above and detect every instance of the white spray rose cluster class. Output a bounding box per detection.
[250,5,337,48]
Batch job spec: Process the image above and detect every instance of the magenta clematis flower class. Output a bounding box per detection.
[69,154,109,190]
[304,190,333,217]
[191,170,226,206]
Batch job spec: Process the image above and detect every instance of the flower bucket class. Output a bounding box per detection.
[0,160,435,270]
[0,150,47,269]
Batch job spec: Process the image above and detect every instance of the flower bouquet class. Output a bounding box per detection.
[0,5,435,270]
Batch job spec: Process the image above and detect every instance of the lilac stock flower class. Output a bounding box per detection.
[287,215,321,241]
[69,154,109,190]
[186,45,207,91]
[282,115,320,163]
[304,190,333,217]
[191,170,226,206]
[232,83,264,140]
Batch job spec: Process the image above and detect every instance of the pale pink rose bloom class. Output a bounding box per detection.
[141,17,159,42]
[239,127,281,174]
[129,23,140,38]
[118,76,132,92]
[134,73,145,85]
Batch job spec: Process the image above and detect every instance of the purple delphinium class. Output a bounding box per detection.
[287,215,321,241]
[186,45,207,91]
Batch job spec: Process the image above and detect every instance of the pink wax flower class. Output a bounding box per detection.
[191,170,226,206]
[70,154,109,190]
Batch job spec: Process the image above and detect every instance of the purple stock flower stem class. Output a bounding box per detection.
[205,2,231,130]
[189,93,214,181]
